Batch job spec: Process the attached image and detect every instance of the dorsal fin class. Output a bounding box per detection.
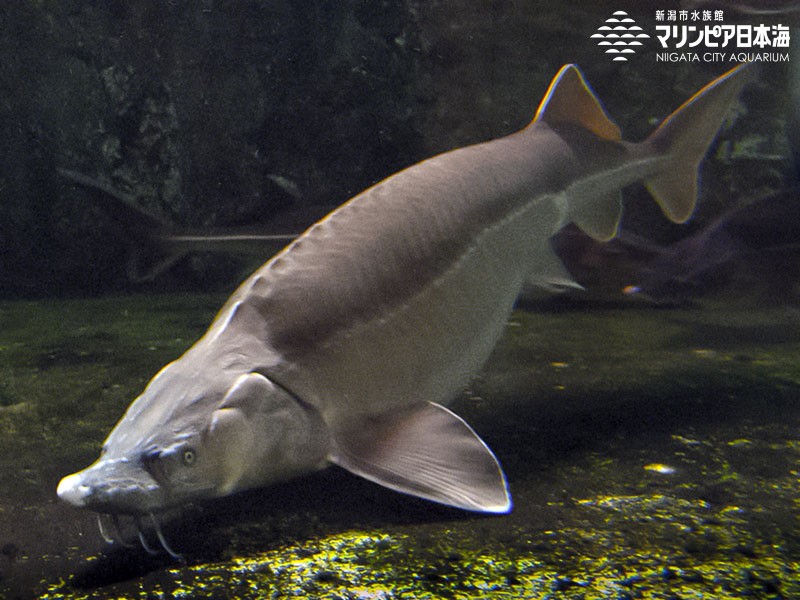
[533,64,621,141]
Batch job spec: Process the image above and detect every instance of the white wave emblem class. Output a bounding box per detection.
[591,11,651,62]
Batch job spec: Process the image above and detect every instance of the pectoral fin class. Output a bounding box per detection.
[329,402,511,513]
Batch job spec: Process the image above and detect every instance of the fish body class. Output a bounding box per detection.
[57,167,301,282]
[58,64,756,528]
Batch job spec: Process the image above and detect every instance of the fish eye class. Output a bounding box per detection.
[182,448,196,466]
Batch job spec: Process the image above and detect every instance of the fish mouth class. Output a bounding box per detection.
[57,459,183,558]
[57,457,164,514]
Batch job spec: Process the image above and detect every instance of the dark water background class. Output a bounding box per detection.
[1,1,799,598]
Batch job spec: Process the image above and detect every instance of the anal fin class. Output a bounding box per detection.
[329,402,511,513]
[571,191,623,242]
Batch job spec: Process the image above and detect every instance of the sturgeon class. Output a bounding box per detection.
[57,167,300,282]
[57,64,756,554]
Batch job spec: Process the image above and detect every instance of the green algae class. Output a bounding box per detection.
[2,295,800,599]
[39,492,800,600]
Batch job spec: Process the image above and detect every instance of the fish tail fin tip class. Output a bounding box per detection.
[645,62,758,223]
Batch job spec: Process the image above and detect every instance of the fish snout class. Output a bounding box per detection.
[57,458,163,514]
[56,471,92,507]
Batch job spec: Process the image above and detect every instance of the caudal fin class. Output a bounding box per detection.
[645,63,758,223]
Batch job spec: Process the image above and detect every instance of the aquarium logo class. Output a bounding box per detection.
[593,10,791,63]
[591,11,651,62]
[653,11,791,63]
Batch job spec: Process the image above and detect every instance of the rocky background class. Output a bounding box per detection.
[0,0,794,297]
